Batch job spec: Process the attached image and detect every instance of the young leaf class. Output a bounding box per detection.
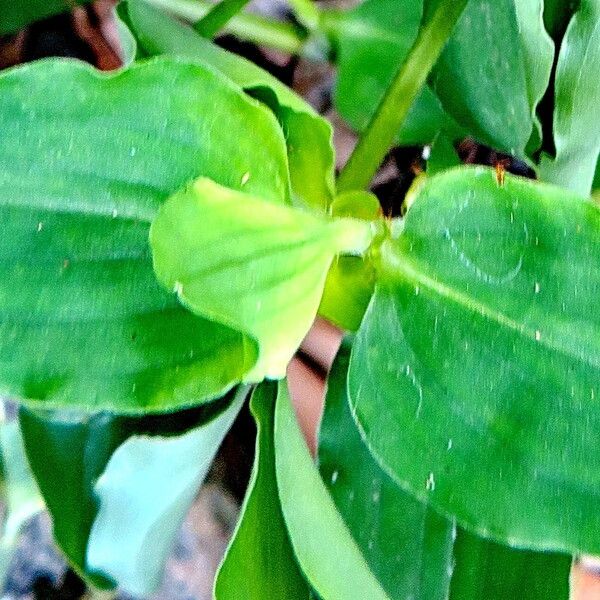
[319,339,455,599]
[85,388,246,596]
[150,177,373,380]
[215,382,310,599]
[274,381,390,600]
[122,0,335,211]
[349,167,600,554]
[449,530,571,600]
[0,57,295,413]
[19,388,243,590]
[540,0,600,196]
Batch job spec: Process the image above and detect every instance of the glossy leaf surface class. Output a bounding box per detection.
[86,389,246,596]
[319,339,454,599]
[350,167,600,554]
[215,383,310,599]
[150,178,372,379]
[275,381,389,600]
[122,0,335,211]
[0,58,295,412]
[19,391,239,589]
[540,0,600,195]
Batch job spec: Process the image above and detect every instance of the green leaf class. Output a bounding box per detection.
[430,0,553,155]
[0,57,296,412]
[0,418,44,586]
[122,0,335,211]
[215,383,310,599]
[349,166,600,554]
[150,177,373,380]
[19,389,242,589]
[320,339,571,600]
[449,530,571,600]
[0,0,90,35]
[85,388,246,596]
[275,380,390,600]
[543,0,579,41]
[540,0,600,196]
[319,339,455,600]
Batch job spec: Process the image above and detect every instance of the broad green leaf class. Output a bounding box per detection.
[0,57,296,412]
[150,177,373,380]
[0,418,44,586]
[122,0,335,211]
[540,0,600,195]
[321,339,571,600]
[349,166,600,554]
[215,383,310,599]
[449,530,571,599]
[275,381,390,600]
[324,0,460,146]
[0,0,90,35]
[430,0,553,155]
[19,389,240,589]
[86,388,246,596]
[319,339,455,600]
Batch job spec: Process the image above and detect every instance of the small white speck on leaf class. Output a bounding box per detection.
[173,281,183,295]
[112,209,118,218]
[241,172,250,186]
[535,330,541,341]
[331,471,338,484]
[534,282,540,294]
[37,222,43,232]
[447,439,453,451]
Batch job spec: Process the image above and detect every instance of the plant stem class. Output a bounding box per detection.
[143,0,306,54]
[286,0,320,30]
[337,0,469,193]
[194,0,252,38]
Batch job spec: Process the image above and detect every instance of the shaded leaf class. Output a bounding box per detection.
[150,177,373,379]
[86,388,246,596]
[349,167,600,554]
[0,57,294,412]
[275,380,390,600]
[319,339,454,599]
[19,389,242,589]
[215,383,310,599]
[540,0,600,195]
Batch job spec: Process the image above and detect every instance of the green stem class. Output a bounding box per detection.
[143,0,306,54]
[337,0,469,193]
[194,0,252,38]
[286,0,320,30]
